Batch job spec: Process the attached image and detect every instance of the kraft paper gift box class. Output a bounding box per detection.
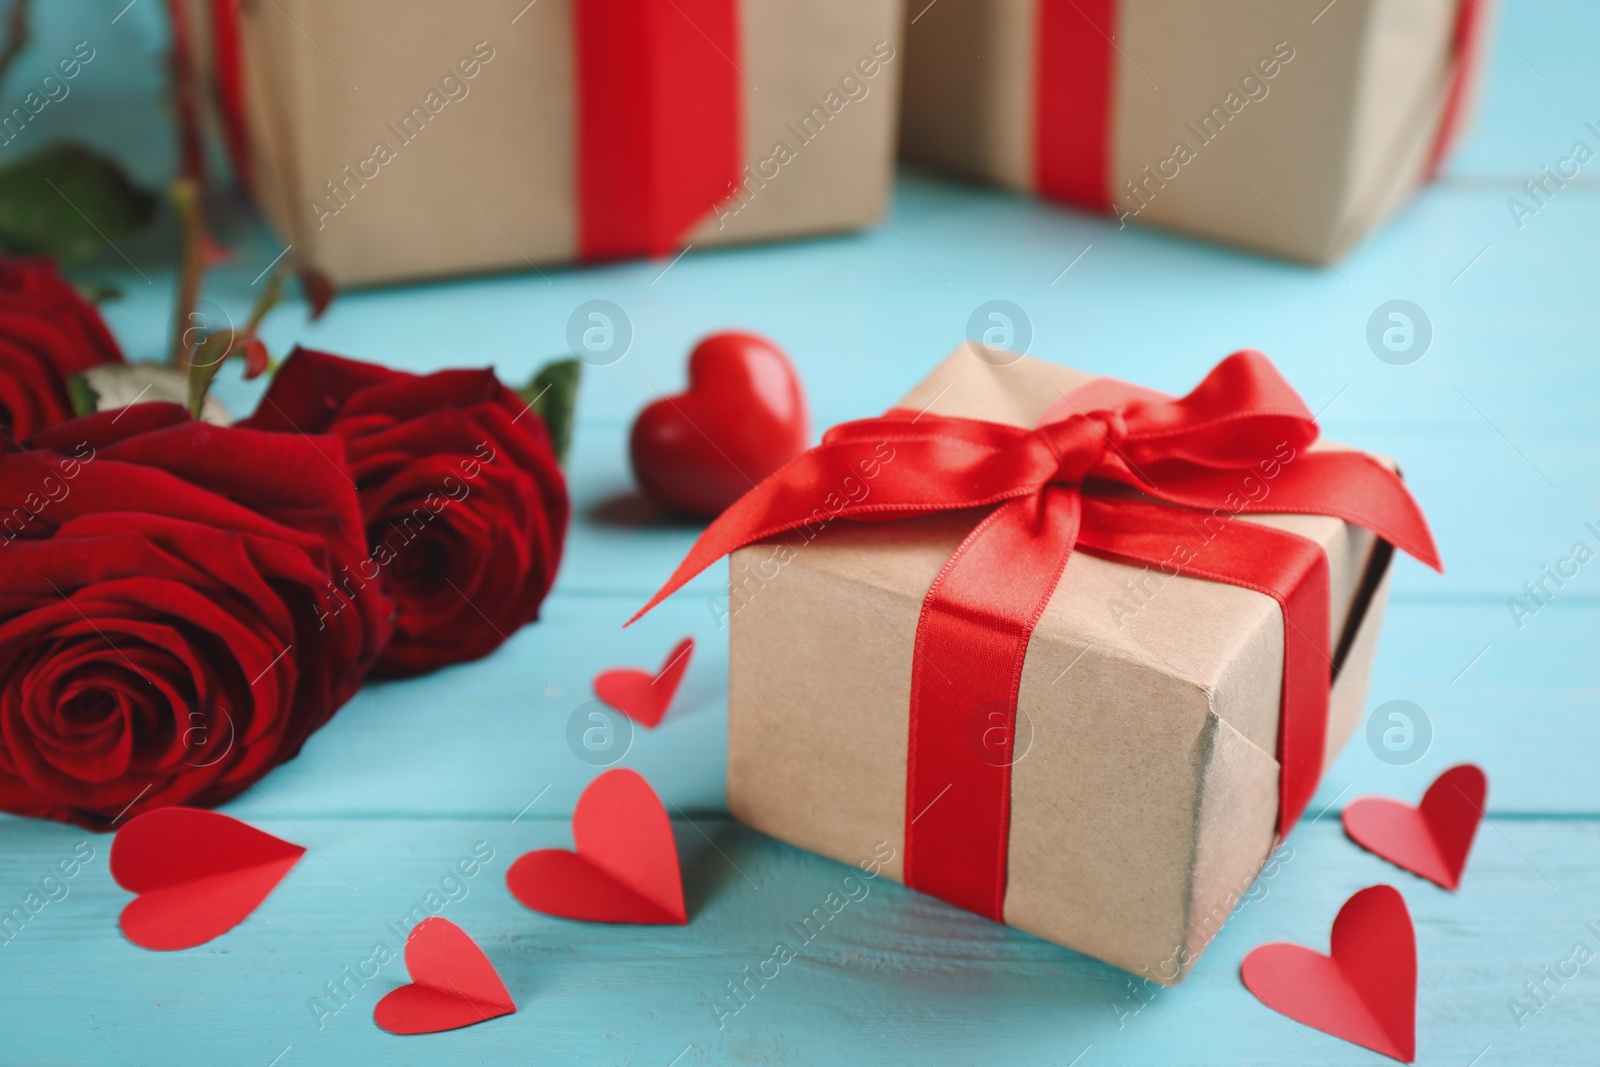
[174,0,904,286]
[898,0,1493,263]
[720,345,1424,983]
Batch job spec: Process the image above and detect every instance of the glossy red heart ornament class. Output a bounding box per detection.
[629,331,808,516]
[1342,764,1487,890]
[1241,885,1417,1063]
[373,917,516,1034]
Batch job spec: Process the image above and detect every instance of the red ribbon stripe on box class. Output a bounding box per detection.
[209,0,253,193]
[1032,0,1487,210]
[1424,0,1489,177]
[573,0,743,259]
[632,352,1441,922]
[192,0,742,260]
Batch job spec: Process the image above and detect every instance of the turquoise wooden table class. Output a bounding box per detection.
[4,2,1598,1064]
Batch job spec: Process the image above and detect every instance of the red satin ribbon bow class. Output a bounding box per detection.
[633,352,1441,921]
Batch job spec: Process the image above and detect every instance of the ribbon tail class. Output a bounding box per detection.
[903,487,1081,920]
[628,422,1052,625]
[1154,450,1442,573]
[1270,451,1442,572]
[1077,497,1332,835]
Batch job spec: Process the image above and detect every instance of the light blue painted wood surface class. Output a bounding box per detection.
[2,2,1598,1064]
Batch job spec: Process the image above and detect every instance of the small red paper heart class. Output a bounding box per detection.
[374,918,516,1035]
[506,768,686,924]
[111,807,305,951]
[629,331,808,517]
[593,637,694,728]
[1343,764,1488,890]
[1241,885,1417,1063]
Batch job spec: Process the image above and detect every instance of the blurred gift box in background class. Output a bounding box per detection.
[900,0,1491,263]
[169,0,904,285]
[154,0,1491,285]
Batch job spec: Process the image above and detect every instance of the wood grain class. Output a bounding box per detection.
[2,1,1595,1063]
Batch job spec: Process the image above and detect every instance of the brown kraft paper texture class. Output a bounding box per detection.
[726,344,1396,982]
[899,0,1492,263]
[199,0,904,285]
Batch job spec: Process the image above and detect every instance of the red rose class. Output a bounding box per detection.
[240,348,569,676]
[0,403,390,828]
[0,258,125,440]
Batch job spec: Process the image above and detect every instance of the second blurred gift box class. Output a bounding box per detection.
[899,0,1491,263]
[175,0,904,286]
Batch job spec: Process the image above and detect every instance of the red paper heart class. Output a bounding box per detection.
[506,768,686,924]
[629,331,808,517]
[374,917,516,1034]
[1343,764,1488,890]
[593,636,694,728]
[1241,885,1417,1063]
[111,807,305,951]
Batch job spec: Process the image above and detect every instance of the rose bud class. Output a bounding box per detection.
[0,403,391,828]
[239,348,569,676]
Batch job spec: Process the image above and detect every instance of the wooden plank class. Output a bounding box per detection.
[1,816,1593,1066]
[1,2,1595,1065]
[554,423,1600,599]
[166,181,1600,439]
[105,590,1583,825]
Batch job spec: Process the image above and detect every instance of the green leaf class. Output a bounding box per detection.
[519,357,581,465]
[185,332,233,418]
[64,372,98,417]
[0,141,156,263]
